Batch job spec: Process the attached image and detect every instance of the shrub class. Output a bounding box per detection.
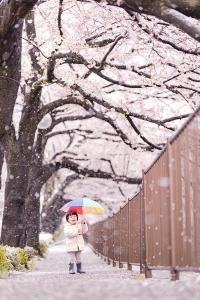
[0,245,9,278]
[5,246,37,273]
[24,246,37,260]
[0,245,41,277]
[14,248,29,270]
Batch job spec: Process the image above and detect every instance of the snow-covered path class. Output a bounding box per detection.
[1,242,200,300]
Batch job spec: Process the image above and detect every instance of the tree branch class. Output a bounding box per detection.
[98,0,200,42]
[58,0,64,45]
[42,157,142,185]
[161,8,200,42]
[0,0,38,38]
[72,84,175,131]
[38,96,92,121]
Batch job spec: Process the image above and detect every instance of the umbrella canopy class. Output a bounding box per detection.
[60,199,104,215]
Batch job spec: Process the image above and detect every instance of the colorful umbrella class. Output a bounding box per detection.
[60,199,104,215]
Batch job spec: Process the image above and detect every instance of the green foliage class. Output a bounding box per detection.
[0,245,9,278]
[0,245,37,277]
[13,248,29,270]
[24,246,37,260]
[11,247,37,270]
[11,248,28,270]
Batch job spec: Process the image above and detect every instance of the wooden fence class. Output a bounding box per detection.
[88,106,200,280]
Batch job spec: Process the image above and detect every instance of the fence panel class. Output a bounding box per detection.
[128,194,141,264]
[114,213,120,262]
[120,204,129,263]
[107,217,114,261]
[169,109,200,268]
[102,220,109,257]
[144,149,171,268]
[97,222,104,254]
[88,106,200,276]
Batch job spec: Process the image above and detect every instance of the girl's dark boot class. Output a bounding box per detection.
[69,263,75,274]
[76,262,86,273]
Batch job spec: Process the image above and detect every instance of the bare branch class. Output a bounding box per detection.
[135,14,200,56]
[72,84,175,131]
[38,96,92,121]
[161,8,200,43]
[162,113,191,123]
[98,34,125,70]
[42,157,142,185]
[58,0,64,45]
[98,1,200,42]
[125,115,162,150]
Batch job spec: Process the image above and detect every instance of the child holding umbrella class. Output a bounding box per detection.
[64,210,88,274]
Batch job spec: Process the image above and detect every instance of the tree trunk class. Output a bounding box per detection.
[0,129,30,246]
[0,0,39,185]
[0,21,23,187]
[22,161,44,249]
[0,86,41,247]
[23,186,41,250]
[1,163,29,246]
[0,144,4,189]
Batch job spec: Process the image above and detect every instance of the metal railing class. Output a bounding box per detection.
[88,106,200,280]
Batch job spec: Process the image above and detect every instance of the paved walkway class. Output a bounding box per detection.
[1,241,200,300]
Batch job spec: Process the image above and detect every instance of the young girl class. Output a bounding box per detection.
[64,210,88,274]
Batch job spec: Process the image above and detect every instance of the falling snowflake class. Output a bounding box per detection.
[38,114,52,130]
[158,177,170,188]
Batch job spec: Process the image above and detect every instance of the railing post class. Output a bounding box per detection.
[139,186,145,274]
[171,268,180,281]
[127,199,132,271]
[112,215,117,267]
[119,209,123,268]
[107,218,111,265]
[143,170,152,278]
[168,140,179,281]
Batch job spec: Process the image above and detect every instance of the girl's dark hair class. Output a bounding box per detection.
[66,210,78,222]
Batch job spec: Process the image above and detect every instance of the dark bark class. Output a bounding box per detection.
[21,129,44,248]
[0,1,39,38]
[0,84,42,247]
[23,181,42,249]
[0,141,4,189]
[0,0,39,186]
[1,126,43,249]
[0,127,29,246]
[0,21,23,187]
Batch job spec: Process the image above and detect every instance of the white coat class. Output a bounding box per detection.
[64,222,88,252]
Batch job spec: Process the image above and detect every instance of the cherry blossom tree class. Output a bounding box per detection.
[0,0,199,249]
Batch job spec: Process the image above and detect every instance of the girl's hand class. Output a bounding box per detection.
[78,228,83,235]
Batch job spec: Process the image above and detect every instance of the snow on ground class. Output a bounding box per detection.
[1,241,200,300]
